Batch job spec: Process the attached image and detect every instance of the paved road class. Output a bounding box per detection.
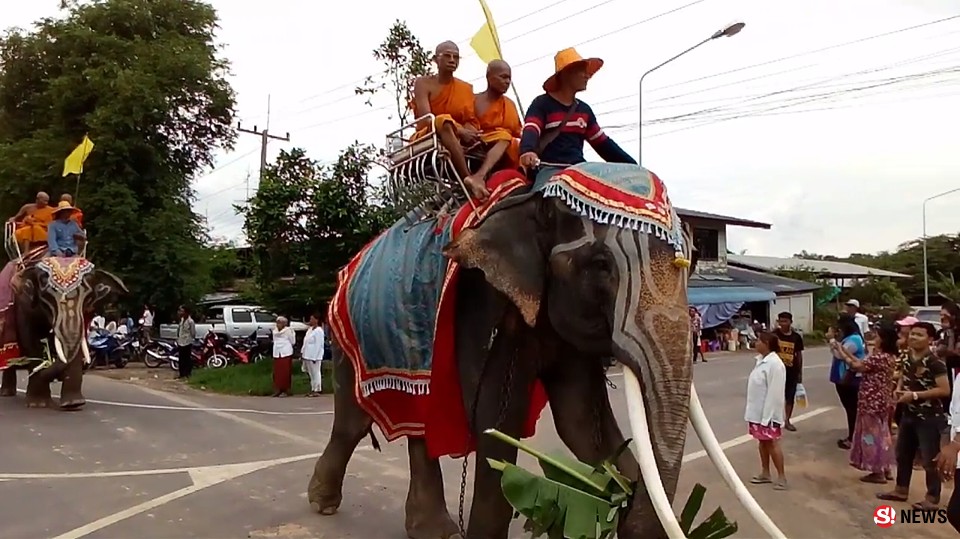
[0,347,953,538]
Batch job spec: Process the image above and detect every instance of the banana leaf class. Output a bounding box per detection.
[485,430,738,539]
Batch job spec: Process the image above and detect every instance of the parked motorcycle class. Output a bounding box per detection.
[169,330,228,371]
[226,331,268,365]
[85,327,128,369]
[142,338,177,368]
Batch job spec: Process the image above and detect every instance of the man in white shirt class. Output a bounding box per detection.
[845,299,870,335]
[90,314,105,329]
[140,304,154,338]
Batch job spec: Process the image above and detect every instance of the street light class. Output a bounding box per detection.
[922,187,960,306]
[637,21,746,165]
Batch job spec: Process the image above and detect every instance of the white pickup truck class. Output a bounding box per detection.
[158,304,309,341]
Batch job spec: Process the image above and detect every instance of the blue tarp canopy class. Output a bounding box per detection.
[687,286,776,305]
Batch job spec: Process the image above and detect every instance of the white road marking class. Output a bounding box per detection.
[46,453,320,539]
[682,406,834,463]
[13,387,333,415]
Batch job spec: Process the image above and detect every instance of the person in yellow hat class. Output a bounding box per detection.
[46,200,86,257]
[518,47,635,186]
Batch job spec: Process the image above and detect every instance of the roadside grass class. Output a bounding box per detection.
[186,359,333,396]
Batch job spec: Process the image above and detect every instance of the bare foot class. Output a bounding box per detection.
[463,175,490,201]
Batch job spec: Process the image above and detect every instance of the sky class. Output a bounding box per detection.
[4,0,960,257]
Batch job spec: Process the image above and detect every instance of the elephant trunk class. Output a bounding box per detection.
[605,232,692,538]
[52,307,89,366]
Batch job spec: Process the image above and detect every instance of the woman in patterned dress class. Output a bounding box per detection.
[837,322,897,483]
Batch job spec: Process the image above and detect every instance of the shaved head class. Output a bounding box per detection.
[485,59,512,96]
[434,40,461,75]
[36,191,49,202]
[486,59,510,76]
[60,193,73,203]
[435,40,459,55]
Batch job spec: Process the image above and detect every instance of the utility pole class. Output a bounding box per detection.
[237,96,290,199]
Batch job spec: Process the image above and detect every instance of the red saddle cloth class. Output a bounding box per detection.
[329,173,548,459]
[0,261,21,370]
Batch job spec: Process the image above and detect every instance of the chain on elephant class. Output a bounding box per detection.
[457,343,517,536]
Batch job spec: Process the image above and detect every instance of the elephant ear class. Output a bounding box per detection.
[443,196,545,327]
[90,270,129,305]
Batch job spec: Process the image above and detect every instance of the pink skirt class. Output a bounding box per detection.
[748,422,782,441]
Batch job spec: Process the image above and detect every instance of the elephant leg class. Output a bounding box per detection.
[24,369,54,408]
[404,438,460,539]
[307,346,372,515]
[58,357,85,410]
[465,325,536,539]
[0,369,16,396]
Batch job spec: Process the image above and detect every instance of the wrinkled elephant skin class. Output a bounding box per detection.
[0,260,127,410]
[308,190,691,539]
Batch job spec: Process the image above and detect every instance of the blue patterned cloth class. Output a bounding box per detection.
[345,214,452,377]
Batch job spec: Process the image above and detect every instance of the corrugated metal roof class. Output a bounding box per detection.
[726,266,822,294]
[676,208,771,229]
[728,254,910,278]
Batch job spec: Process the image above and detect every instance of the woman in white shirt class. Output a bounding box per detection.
[271,316,297,397]
[300,313,325,397]
[745,332,788,490]
[936,356,960,531]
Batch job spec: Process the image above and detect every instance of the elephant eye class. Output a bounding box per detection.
[590,254,612,274]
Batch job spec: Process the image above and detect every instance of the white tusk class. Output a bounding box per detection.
[622,368,685,539]
[689,383,787,539]
[53,336,69,364]
[80,334,91,365]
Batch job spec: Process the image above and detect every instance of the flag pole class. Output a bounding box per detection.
[476,0,525,114]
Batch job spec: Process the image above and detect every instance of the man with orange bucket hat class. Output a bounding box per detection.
[517,47,636,187]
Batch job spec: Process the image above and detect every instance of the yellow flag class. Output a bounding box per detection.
[62,135,94,177]
[470,0,503,64]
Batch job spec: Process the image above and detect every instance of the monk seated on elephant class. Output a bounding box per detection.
[7,191,55,255]
[47,201,86,258]
[466,59,522,202]
[411,41,489,200]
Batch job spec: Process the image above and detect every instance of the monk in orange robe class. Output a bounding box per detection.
[412,41,486,199]
[468,60,523,201]
[60,193,83,228]
[8,191,55,251]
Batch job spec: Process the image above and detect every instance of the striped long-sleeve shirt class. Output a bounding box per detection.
[518,93,635,166]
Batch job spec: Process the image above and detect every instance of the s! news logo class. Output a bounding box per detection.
[874,505,896,528]
[875,504,949,527]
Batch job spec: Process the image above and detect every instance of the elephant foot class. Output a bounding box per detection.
[307,482,342,516]
[59,395,86,411]
[405,511,460,539]
[25,397,56,408]
[0,386,15,397]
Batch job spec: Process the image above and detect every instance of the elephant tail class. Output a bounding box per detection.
[367,426,381,452]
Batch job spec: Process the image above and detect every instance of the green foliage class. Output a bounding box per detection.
[485,430,737,539]
[0,0,236,316]
[239,145,400,317]
[355,19,434,127]
[794,233,960,305]
[186,359,334,396]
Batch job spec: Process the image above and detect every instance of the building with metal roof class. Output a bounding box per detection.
[727,254,909,279]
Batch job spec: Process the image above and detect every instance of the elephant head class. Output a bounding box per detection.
[444,169,693,536]
[15,257,128,366]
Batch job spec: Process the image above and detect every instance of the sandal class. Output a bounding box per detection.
[785,423,797,432]
[860,473,887,484]
[837,439,851,449]
[913,500,940,511]
[876,492,909,502]
[773,479,787,491]
[750,474,772,484]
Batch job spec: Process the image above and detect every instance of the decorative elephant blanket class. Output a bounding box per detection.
[0,261,19,370]
[330,174,548,459]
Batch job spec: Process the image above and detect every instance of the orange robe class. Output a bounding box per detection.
[71,208,84,228]
[14,205,55,244]
[477,94,522,169]
[413,77,479,137]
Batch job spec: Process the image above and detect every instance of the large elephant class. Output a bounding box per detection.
[0,256,127,409]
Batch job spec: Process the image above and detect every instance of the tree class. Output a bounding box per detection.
[0,0,236,317]
[240,145,397,318]
[355,19,434,128]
